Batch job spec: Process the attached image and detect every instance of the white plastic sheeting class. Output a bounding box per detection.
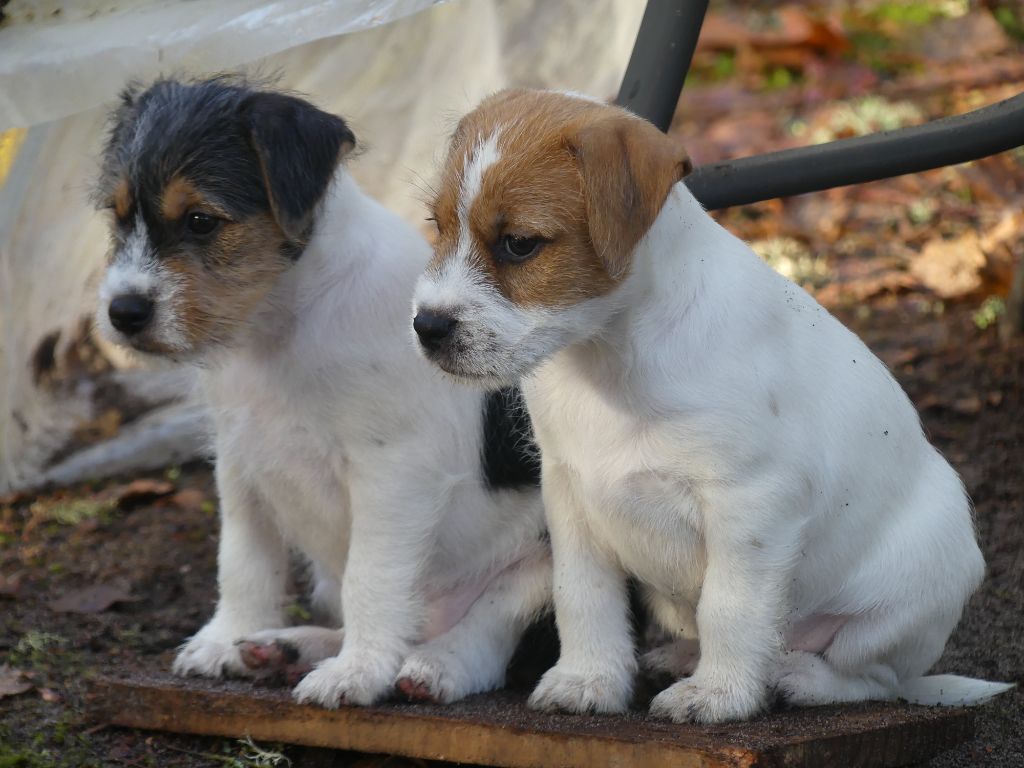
[0,0,447,130]
[0,0,644,492]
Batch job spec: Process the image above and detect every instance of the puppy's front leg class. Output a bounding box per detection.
[528,462,635,714]
[293,468,430,708]
[173,461,289,678]
[650,499,792,723]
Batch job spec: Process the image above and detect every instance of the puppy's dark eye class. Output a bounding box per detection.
[498,234,543,263]
[185,211,220,237]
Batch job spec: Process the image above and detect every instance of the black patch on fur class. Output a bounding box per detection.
[480,387,540,490]
[31,329,61,386]
[97,76,354,257]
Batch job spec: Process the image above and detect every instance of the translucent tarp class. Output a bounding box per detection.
[0,0,445,130]
[0,0,643,491]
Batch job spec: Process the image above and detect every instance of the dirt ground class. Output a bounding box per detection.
[3,2,1024,766]
[1,300,1021,767]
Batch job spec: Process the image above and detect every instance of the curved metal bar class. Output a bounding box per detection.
[616,0,708,133]
[687,92,1024,210]
[618,1,1024,211]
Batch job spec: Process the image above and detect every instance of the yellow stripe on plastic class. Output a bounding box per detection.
[0,128,27,189]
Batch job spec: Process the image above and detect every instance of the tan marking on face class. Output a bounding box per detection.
[432,89,692,309]
[160,176,228,222]
[161,211,292,348]
[112,177,133,220]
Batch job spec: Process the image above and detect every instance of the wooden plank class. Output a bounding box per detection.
[89,672,975,768]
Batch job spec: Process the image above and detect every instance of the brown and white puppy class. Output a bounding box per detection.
[411,89,690,388]
[412,89,1008,723]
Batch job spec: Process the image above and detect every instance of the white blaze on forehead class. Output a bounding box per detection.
[415,129,504,315]
[414,127,506,313]
[457,130,502,237]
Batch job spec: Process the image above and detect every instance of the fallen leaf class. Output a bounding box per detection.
[909,232,987,299]
[169,488,206,514]
[0,665,33,698]
[952,396,983,416]
[698,6,849,55]
[49,583,134,614]
[108,478,175,509]
[38,687,61,703]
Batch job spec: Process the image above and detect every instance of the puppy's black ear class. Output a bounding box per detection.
[242,92,356,242]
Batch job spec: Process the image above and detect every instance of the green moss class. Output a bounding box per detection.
[866,1,964,27]
[974,297,1006,330]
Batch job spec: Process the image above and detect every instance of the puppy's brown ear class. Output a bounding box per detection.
[569,113,691,279]
[242,93,356,243]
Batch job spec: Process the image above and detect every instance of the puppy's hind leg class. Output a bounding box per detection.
[640,590,700,679]
[778,608,963,707]
[308,559,343,627]
[783,610,1014,707]
[237,626,345,684]
[397,550,552,704]
[774,650,898,706]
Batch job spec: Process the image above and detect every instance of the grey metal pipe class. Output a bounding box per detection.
[616,0,709,133]
[688,92,1024,210]
[618,1,1024,210]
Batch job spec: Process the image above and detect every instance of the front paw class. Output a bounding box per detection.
[527,664,632,714]
[395,651,483,704]
[173,634,249,679]
[293,651,399,708]
[649,674,766,724]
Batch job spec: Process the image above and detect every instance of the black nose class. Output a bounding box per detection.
[413,310,457,351]
[108,294,154,335]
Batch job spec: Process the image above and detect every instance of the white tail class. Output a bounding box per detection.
[898,675,1015,706]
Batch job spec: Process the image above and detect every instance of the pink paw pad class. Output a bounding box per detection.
[237,641,286,670]
[396,677,438,702]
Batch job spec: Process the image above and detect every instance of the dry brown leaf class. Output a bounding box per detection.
[698,6,849,54]
[909,232,987,299]
[0,665,33,698]
[952,396,983,416]
[49,583,134,614]
[38,687,62,703]
[109,478,175,508]
[980,211,1021,252]
[169,488,207,514]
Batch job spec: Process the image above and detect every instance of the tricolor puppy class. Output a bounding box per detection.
[94,77,550,707]
[412,89,1011,722]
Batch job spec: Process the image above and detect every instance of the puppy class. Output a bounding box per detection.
[94,77,550,707]
[412,89,1012,722]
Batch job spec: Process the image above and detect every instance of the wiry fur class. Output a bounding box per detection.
[95,77,550,708]
[413,89,1012,723]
